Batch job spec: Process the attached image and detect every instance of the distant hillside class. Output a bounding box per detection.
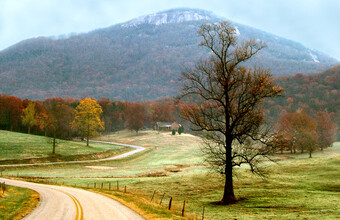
[0,8,338,101]
[265,65,340,124]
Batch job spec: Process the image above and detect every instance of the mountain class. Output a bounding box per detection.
[0,8,338,101]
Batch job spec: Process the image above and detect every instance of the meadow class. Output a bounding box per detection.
[1,130,339,219]
[0,130,129,164]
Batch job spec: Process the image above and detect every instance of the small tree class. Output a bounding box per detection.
[178,125,184,135]
[71,98,104,146]
[22,102,36,134]
[172,129,176,135]
[179,21,282,204]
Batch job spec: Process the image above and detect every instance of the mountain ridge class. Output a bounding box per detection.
[0,8,338,101]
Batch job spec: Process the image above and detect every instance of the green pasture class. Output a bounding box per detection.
[0,130,128,163]
[1,130,339,219]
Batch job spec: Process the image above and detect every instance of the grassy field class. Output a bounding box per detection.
[0,130,129,164]
[0,185,39,220]
[2,130,340,219]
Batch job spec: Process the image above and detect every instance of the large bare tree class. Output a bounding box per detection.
[179,21,283,204]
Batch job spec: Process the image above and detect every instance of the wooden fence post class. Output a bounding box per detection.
[151,190,156,201]
[109,182,111,190]
[101,182,103,189]
[182,200,186,217]
[117,181,119,191]
[124,186,126,193]
[202,206,205,220]
[94,183,96,188]
[87,182,89,188]
[160,193,165,205]
[168,197,172,210]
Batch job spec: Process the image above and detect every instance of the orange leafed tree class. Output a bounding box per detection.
[0,95,23,131]
[316,111,336,151]
[71,98,104,146]
[124,102,146,134]
[150,101,175,123]
[276,111,318,157]
[41,98,74,153]
[179,21,283,204]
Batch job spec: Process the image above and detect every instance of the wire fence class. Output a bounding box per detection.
[3,172,207,219]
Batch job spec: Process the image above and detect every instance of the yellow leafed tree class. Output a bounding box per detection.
[22,102,37,134]
[71,98,104,146]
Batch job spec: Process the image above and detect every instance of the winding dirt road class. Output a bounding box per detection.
[1,141,146,219]
[0,141,145,167]
[0,178,144,220]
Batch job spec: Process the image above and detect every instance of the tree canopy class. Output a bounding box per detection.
[71,98,104,146]
[22,102,37,134]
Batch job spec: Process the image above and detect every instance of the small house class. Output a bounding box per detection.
[154,122,180,131]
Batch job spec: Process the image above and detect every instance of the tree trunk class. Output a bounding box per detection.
[28,126,31,134]
[320,146,323,151]
[87,114,90,147]
[301,146,304,153]
[52,136,56,154]
[220,141,236,204]
[309,150,312,158]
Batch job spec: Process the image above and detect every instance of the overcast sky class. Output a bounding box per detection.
[1,0,339,60]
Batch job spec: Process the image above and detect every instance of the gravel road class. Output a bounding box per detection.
[0,178,144,220]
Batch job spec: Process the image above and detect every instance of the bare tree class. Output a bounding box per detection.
[179,21,283,204]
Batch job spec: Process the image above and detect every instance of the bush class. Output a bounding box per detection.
[172,129,176,135]
[178,125,184,135]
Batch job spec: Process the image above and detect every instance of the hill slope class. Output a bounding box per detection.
[0,8,338,101]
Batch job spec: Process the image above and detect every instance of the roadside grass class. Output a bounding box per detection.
[90,189,185,219]
[0,130,129,164]
[0,185,39,220]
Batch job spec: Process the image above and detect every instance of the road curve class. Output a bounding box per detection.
[0,141,145,167]
[0,178,144,220]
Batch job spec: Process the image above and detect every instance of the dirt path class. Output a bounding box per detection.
[0,178,144,220]
[0,141,145,167]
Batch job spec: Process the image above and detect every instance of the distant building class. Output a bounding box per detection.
[154,122,180,131]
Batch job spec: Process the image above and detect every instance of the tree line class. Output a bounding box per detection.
[0,95,184,140]
[273,110,336,157]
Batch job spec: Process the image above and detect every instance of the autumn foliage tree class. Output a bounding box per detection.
[22,102,37,134]
[71,98,104,146]
[124,102,146,134]
[179,21,282,204]
[150,101,175,123]
[316,111,336,151]
[42,98,74,153]
[0,95,23,131]
[276,111,319,157]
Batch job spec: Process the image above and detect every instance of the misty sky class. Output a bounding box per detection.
[1,0,339,60]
